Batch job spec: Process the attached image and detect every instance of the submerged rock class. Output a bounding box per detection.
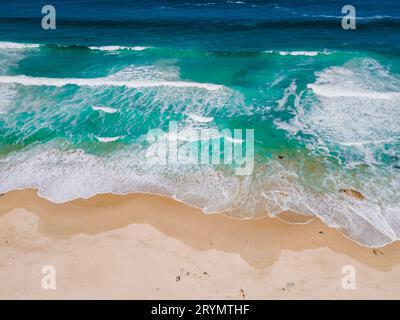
[373,249,384,256]
[339,189,365,201]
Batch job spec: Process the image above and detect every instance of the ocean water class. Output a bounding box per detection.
[0,0,399,246]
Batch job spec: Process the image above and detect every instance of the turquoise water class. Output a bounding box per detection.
[0,1,399,246]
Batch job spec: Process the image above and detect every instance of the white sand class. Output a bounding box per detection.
[0,190,399,299]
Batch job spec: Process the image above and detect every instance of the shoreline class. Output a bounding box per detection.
[0,188,395,249]
[1,189,400,299]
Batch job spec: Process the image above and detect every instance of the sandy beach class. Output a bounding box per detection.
[0,189,399,299]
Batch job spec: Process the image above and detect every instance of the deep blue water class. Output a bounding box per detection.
[0,0,399,52]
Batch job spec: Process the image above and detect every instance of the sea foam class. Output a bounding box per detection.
[0,42,40,49]
[94,135,124,142]
[0,75,223,91]
[92,106,119,114]
[294,58,400,164]
[265,50,332,56]
[186,113,214,123]
[88,45,150,51]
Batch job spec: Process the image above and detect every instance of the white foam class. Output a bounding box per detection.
[0,42,149,52]
[92,106,118,114]
[279,51,319,56]
[88,45,150,52]
[94,135,124,142]
[0,42,40,50]
[154,126,243,144]
[0,75,223,91]
[335,138,398,147]
[295,58,400,164]
[265,50,331,57]
[186,113,214,123]
[166,128,222,142]
[312,14,398,20]
[276,80,297,110]
[224,135,244,144]
[0,145,242,212]
[308,83,400,99]
[0,84,16,113]
[109,65,180,82]
[192,3,218,7]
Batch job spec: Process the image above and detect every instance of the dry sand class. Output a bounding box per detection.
[0,189,399,299]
